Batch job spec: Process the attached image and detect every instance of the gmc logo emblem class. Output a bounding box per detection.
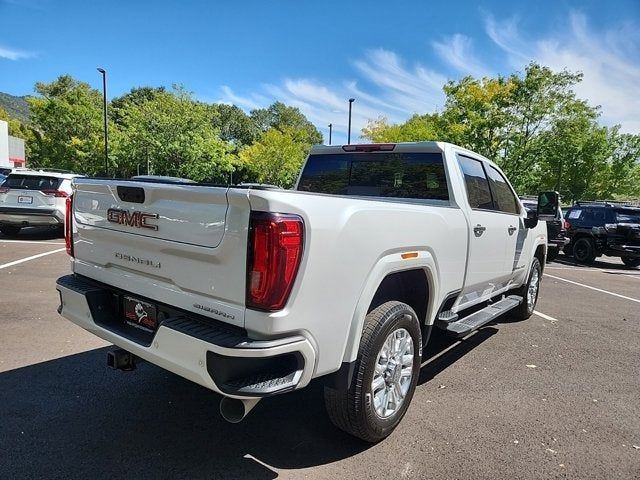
[107,208,159,231]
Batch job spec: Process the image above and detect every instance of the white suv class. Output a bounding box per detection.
[0,170,82,236]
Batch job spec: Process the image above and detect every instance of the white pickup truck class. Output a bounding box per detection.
[56,142,557,442]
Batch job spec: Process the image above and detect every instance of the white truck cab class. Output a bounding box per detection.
[56,142,553,441]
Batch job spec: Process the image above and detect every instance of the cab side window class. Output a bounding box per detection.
[458,156,493,210]
[485,165,520,215]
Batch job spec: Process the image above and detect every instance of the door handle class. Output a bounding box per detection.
[508,225,517,235]
[473,224,486,237]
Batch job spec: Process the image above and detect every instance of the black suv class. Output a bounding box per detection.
[564,202,640,268]
[521,197,569,262]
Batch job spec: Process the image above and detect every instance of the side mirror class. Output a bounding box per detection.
[537,191,560,222]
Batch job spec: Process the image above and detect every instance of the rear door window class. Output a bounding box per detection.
[297,152,449,201]
[5,175,62,191]
[457,156,493,209]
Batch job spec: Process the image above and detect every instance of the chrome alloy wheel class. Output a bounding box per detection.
[527,266,540,310]
[371,326,414,419]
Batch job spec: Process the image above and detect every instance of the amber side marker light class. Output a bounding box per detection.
[401,252,418,259]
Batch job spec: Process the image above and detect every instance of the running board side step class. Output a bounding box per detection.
[437,295,523,338]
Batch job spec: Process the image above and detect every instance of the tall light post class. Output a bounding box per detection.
[97,68,109,176]
[347,98,355,145]
[328,123,332,145]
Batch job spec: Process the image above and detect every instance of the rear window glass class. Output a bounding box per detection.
[297,152,449,201]
[615,209,640,224]
[5,175,61,191]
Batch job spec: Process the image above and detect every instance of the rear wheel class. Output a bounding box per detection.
[573,237,596,264]
[0,225,21,237]
[324,301,422,442]
[621,257,640,269]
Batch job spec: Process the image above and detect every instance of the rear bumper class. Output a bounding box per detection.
[0,207,63,226]
[548,237,570,249]
[56,274,316,399]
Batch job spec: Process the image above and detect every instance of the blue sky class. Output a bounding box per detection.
[0,0,639,143]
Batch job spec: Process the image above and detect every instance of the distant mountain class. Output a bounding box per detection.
[0,92,31,124]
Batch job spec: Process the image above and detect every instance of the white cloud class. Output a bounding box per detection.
[432,34,491,77]
[0,44,34,61]
[220,49,446,144]
[485,12,640,133]
[218,11,640,143]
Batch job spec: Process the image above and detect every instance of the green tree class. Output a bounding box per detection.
[238,128,309,187]
[114,86,234,181]
[210,103,257,147]
[250,102,323,145]
[27,75,107,174]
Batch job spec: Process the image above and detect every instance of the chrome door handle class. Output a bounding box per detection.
[473,224,486,237]
[508,225,517,235]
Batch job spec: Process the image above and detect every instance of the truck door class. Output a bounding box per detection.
[456,155,519,306]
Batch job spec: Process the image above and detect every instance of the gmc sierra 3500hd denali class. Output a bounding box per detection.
[56,142,558,442]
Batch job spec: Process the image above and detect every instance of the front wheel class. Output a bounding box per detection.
[324,301,422,442]
[621,257,640,269]
[512,257,542,320]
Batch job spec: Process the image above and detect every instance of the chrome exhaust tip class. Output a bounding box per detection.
[219,397,260,423]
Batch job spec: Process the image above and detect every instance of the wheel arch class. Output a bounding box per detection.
[341,251,439,365]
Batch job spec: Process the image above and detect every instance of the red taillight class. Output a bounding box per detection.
[246,212,304,311]
[564,220,571,231]
[41,189,69,197]
[0,187,9,194]
[65,195,74,257]
[341,143,396,152]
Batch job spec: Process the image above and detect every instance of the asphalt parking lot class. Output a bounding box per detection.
[1,228,638,480]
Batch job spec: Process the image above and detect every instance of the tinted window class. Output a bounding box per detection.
[297,152,449,200]
[5,174,61,191]
[615,208,640,224]
[486,165,519,214]
[458,156,493,209]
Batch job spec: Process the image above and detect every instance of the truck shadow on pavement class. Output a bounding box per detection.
[0,226,62,241]
[1,329,500,480]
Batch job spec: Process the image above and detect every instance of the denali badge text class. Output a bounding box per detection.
[107,208,159,231]
[114,252,161,269]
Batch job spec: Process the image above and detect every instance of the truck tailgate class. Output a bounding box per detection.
[71,179,250,327]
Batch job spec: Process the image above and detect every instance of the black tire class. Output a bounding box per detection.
[0,225,21,237]
[573,237,596,264]
[324,301,422,442]
[512,257,542,321]
[547,247,559,262]
[621,257,640,269]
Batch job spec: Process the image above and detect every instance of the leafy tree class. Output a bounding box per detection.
[0,107,37,158]
[362,114,443,143]
[114,87,234,181]
[27,75,107,174]
[238,127,309,187]
[250,102,323,145]
[110,86,166,124]
[210,103,257,147]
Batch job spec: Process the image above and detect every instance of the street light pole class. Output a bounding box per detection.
[347,98,355,145]
[97,68,109,176]
[328,123,332,145]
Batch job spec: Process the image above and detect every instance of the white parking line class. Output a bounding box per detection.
[544,273,640,304]
[0,248,66,270]
[534,310,559,322]
[546,265,640,280]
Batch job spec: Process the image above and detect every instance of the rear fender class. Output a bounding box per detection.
[341,250,438,364]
